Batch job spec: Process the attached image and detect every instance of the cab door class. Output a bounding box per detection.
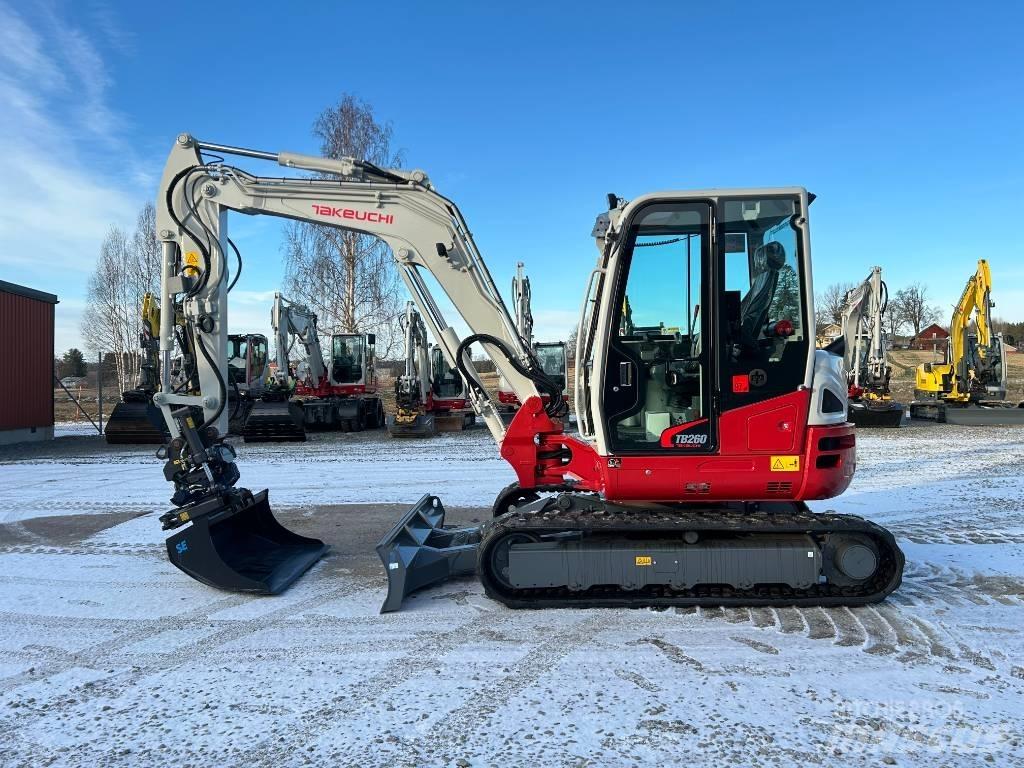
[602,202,714,453]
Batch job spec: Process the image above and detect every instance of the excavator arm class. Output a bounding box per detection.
[948,259,993,393]
[154,134,554,449]
[839,267,888,390]
[270,292,326,386]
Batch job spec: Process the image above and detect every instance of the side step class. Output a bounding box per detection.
[376,495,481,612]
[164,489,327,594]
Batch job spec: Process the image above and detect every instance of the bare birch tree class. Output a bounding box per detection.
[283,95,404,357]
[81,203,160,393]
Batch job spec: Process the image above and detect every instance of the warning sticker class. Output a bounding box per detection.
[635,556,652,566]
[770,455,800,472]
[184,251,200,267]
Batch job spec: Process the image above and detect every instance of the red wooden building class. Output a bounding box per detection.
[0,280,58,445]
[910,323,950,352]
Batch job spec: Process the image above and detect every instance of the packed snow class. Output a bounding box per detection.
[1,423,1022,766]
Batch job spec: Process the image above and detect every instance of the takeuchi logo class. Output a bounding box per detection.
[311,204,394,224]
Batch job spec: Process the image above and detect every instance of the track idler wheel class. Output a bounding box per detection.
[486,532,540,590]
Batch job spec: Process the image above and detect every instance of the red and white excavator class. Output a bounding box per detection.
[497,262,570,417]
[244,291,385,442]
[387,301,475,437]
[150,134,903,609]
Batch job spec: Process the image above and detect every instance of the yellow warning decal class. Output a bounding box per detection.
[770,455,800,472]
[635,556,653,566]
[185,416,195,428]
[183,251,201,277]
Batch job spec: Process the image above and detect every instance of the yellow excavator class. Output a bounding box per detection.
[910,259,1024,424]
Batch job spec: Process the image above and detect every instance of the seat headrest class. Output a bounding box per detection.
[753,241,786,272]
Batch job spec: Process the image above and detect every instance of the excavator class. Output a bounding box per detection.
[429,344,475,430]
[497,262,570,417]
[910,259,1024,425]
[225,332,269,436]
[388,300,477,437]
[104,293,167,444]
[835,267,903,427]
[150,133,903,609]
[388,300,436,437]
[105,293,268,443]
[245,292,386,441]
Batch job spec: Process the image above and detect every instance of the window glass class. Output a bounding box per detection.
[331,335,365,384]
[534,343,567,388]
[607,203,708,450]
[718,197,809,405]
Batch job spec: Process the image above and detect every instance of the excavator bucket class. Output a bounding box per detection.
[848,401,904,428]
[165,490,327,594]
[104,399,169,444]
[386,412,437,438]
[242,399,306,442]
[376,495,481,612]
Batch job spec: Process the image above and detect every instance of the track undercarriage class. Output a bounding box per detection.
[378,491,905,612]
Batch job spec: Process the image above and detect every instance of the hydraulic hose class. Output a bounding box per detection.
[454,333,568,419]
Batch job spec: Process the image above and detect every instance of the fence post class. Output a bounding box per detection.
[97,352,103,434]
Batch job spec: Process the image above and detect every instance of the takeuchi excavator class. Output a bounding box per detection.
[910,259,1024,425]
[245,292,385,441]
[836,267,903,427]
[150,133,903,609]
[388,300,476,437]
[497,262,570,417]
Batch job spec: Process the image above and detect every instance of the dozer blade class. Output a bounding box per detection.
[242,400,306,442]
[376,495,481,612]
[165,490,327,594]
[434,412,475,432]
[104,401,169,444]
[386,412,437,438]
[849,401,905,428]
[941,404,1024,426]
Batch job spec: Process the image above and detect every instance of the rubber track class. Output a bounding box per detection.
[478,498,905,609]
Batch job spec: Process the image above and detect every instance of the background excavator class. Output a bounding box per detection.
[910,259,1024,425]
[835,267,903,427]
[105,293,268,444]
[246,292,386,441]
[387,300,436,437]
[497,262,570,418]
[149,133,903,610]
[388,300,478,437]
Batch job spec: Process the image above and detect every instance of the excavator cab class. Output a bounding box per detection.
[227,334,268,395]
[430,346,464,399]
[597,197,811,454]
[329,333,375,387]
[534,342,568,390]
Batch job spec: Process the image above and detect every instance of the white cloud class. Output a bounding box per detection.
[0,2,147,352]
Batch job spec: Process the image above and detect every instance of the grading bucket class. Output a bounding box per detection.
[165,490,327,594]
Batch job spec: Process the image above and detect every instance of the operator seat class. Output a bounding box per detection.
[739,241,786,347]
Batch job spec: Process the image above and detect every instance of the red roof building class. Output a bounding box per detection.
[910,323,950,351]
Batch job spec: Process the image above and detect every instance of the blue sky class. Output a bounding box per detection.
[2,1,1023,354]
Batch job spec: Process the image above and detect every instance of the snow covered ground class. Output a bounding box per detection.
[1,423,1023,766]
